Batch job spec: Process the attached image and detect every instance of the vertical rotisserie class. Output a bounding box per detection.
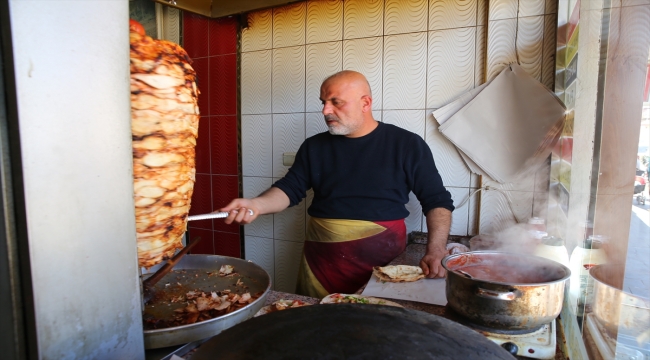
[129,24,200,268]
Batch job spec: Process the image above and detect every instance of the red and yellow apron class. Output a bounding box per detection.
[296,217,406,298]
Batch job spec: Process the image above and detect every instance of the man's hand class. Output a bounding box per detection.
[217,187,291,225]
[218,198,259,225]
[419,248,447,279]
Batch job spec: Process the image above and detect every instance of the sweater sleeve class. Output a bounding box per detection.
[272,141,311,207]
[406,137,455,214]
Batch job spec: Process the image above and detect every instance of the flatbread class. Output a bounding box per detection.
[373,265,425,283]
[254,299,311,317]
[320,293,402,307]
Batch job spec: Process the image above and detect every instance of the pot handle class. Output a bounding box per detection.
[476,287,518,301]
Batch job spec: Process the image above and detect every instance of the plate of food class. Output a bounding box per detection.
[254,299,311,317]
[372,265,425,283]
[320,293,403,307]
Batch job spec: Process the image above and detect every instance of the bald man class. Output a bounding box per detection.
[220,71,453,298]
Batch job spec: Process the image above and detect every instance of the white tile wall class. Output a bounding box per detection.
[427,27,476,108]
[272,113,305,178]
[385,0,428,35]
[306,42,343,112]
[244,236,275,287]
[541,14,557,89]
[274,240,304,293]
[306,0,343,44]
[486,18,518,80]
[273,2,306,48]
[448,186,471,235]
[429,0,478,30]
[273,179,306,242]
[405,191,423,233]
[241,0,551,290]
[272,46,306,113]
[343,0,383,39]
[519,0,546,17]
[384,32,427,109]
[243,177,274,238]
[241,50,272,115]
[383,110,426,139]
[242,115,273,177]
[242,9,273,52]
[343,37,383,109]
[517,15,545,81]
[489,0,519,20]
[306,112,328,137]
[425,112,471,188]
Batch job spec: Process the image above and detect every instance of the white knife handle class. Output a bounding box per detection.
[187,209,254,222]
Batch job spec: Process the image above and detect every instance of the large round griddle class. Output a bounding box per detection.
[193,304,515,359]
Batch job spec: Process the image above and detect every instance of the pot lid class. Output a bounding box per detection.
[192,304,515,359]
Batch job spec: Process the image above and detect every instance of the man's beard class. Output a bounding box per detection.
[325,115,355,135]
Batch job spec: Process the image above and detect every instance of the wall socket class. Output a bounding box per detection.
[282,152,296,166]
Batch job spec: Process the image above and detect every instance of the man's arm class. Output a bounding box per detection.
[419,207,452,278]
[218,187,290,225]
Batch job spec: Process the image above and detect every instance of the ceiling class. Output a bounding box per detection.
[154,0,300,18]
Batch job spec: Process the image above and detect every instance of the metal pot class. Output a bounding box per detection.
[442,251,570,331]
[590,264,650,338]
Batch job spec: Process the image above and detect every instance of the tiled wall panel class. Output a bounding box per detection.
[516,15,545,81]
[384,32,427,109]
[306,112,329,137]
[385,0,428,35]
[343,37,383,109]
[242,10,273,52]
[306,42,343,112]
[243,177,274,238]
[383,110,426,139]
[242,114,273,177]
[343,0,383,39]
[425,113,471,188]
[272,46,306,113]
[489,0,518,20]
[448,186,471,235]
[272,113,305,178]
[273,2,306,48]
[429,0,478,30]
[306,0,343,44]
[184,14,240,256]
[405,192,423,233]
[244,236,275,285]
[274,240,304,293]
[241,50,272,114]
[273,195,306,242]
[486,18,518,80]
[238,0,552,287]
[519,0,546,17]
[427,27,476,108]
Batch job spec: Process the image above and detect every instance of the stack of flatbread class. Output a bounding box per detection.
[372,265,425,283]
[130,31,200,268]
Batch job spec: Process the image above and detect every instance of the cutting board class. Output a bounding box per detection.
[361,273,447,306]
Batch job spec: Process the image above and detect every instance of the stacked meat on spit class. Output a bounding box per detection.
[129,21,200,268]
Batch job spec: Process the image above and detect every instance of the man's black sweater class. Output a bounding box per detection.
[273,122,454,221]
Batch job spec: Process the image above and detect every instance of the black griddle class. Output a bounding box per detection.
[192,304,516,360]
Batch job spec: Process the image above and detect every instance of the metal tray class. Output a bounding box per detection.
[142,255,271,349]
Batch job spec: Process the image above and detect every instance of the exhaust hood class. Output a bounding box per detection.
[154,0,301,18]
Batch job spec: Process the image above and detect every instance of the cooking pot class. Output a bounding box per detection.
[442,251,570,331]
[590,264,650,339]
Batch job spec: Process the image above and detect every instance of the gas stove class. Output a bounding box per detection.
[470,321,557,359]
